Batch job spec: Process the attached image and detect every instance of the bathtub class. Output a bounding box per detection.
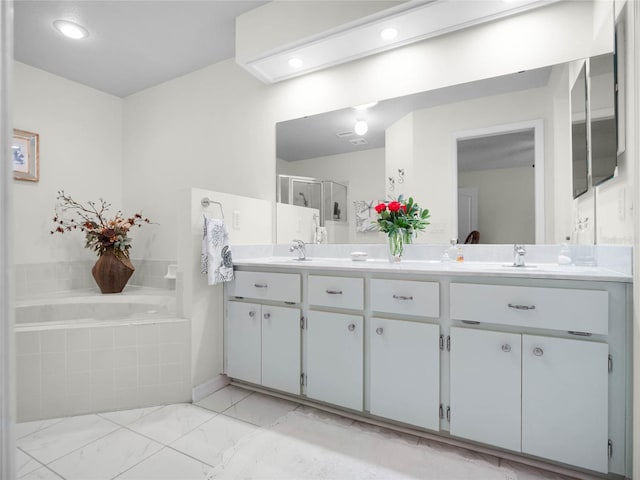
[15,287,191,422]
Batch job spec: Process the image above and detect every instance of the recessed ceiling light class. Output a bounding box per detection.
[53,20,89,40]
[353,101,378,111]
[354,120,368,136]
[380,27,398,40]
[288,57,303,69]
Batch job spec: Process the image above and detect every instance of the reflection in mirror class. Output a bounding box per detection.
[571,63,588,199]
[589,53,617,186]
[457,129,535,244]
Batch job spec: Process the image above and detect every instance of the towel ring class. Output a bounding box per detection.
[201,197,225,219]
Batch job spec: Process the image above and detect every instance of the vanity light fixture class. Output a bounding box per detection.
[53,19,89,40]
[288,57,304,69]
[354,120,369,136]
[380,27,398,40]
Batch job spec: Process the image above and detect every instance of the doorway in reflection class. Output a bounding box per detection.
[456,128,535,244]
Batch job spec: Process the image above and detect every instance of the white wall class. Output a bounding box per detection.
[277,148,386,243]
[458,167,535,244]
[13,62,123,264]
[276,203,319,244]
[177,188,272,387]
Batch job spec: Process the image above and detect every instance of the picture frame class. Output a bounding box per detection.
[13,129,39,182]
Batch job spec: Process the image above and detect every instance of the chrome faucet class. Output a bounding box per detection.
[290,239,306,260]
[513,244,526,267]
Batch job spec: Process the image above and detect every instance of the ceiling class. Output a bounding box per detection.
[13,0,267,97]
[276,66,551,164]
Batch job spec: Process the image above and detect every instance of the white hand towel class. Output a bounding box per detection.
[201,216,234,285]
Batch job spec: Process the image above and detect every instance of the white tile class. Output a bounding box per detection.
[136,323,158,345]
[67,350,91,373]
[66,371,91,396]
[115,367,138,389]
[114,346,137,368]
[91,348,115,371]
[128,404,216,444]
[157,322,189,344]
[17,354,41,381]
[14,418,65,440]
[195,385,252,413]
[223,391,298,426]
[159,343,182,364]
[91,327,114,349]
[500,459,575,480]
[48,428,163,480]
[138,365,160,387]
[41,352,66,377]
[115,446,214,479]
[418,438,501,467]
[138,344,159,366]
[171,415,257,466]
[16,448,42,478]
[17,414,119,464]
[17,332,40,355]
[19,466,64,480]
[114,325,137,347]
[160,364,182,384]
[99,405,163,426]
[40,330,66,354]
[66,328,91,352]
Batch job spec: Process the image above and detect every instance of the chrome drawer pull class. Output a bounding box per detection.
[254,283,268,288]
[508,303,536,310]
[376,327,384,335]
[326,289,343,295]
[263,313,270,320]
[347,323,356,332]
[392,294,413,301]
[249,311,256,318]
[501,344,511,353]
[533,347,544,357]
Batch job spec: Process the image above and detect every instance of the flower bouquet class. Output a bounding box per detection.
[375,195,430,261]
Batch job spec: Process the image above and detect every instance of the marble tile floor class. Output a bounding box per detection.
[15,385,581,480]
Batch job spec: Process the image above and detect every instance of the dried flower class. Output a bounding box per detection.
[51,190,153,258]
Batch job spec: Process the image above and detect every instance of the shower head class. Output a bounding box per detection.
[298,192,308,207]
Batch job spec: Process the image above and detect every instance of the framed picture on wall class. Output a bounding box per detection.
[13,129,39,182]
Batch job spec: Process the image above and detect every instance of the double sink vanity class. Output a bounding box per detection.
[223,245,632,477]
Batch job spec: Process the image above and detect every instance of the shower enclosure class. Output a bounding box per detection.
[277,174,348,225]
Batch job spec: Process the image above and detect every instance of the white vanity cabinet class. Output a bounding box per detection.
[370,318,440,429]
[226,302,301,394]
[449,327,522,452]
[449,327,609,472]
[306,311,363,411]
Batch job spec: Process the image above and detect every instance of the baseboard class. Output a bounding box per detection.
[192,374,229,402]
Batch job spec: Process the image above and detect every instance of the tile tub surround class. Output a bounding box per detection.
[15,314,191,422]
[15,259,177,298]
[14,386,584,480]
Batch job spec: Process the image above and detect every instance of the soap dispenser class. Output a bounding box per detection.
[444,239,458,262]
[557,243,572,265]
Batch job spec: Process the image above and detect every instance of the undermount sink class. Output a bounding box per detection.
[501,264,538,269]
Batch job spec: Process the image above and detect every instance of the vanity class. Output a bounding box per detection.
[223,249,632,477]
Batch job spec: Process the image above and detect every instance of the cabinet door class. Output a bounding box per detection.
[522,335,608,473]
[449,327,521,452]
[306,311,363,411]
[370,318,440,430]
[262,306,300,395]
[225,302,261,384]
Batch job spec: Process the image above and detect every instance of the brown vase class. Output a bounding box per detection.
[91,248,135,294]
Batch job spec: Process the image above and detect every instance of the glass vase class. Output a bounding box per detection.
[388,229,410,262]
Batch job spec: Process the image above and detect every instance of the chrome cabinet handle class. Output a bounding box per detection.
[347,323,356,332]
[508,303,536,310]
[263,313,270,320]
[392,294,413,301]
[249,311,256,318]
[501,344,511,352]
[533,347,544,357]
[254,283,268,288]
[376,327,384,335]
[326,289,343,295]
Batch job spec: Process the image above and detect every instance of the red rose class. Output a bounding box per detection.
[400,204,407,212]
[388,201,401,212]
[375,203,387,213]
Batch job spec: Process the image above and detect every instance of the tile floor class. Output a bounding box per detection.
[15,385,580,480]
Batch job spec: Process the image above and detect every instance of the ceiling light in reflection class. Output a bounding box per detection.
[53,20,89,40]
[354,120,368,136]
[288,57,303,69]
[380,27,398,40]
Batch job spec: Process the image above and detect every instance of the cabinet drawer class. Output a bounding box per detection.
[370,279,439,318]
[309,275,363,310]
[227,271,300,303]
[450,283,608,335]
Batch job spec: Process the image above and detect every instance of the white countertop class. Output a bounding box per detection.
[233,257,632,282]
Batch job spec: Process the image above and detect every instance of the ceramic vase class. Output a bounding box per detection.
[91,248,135,293]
